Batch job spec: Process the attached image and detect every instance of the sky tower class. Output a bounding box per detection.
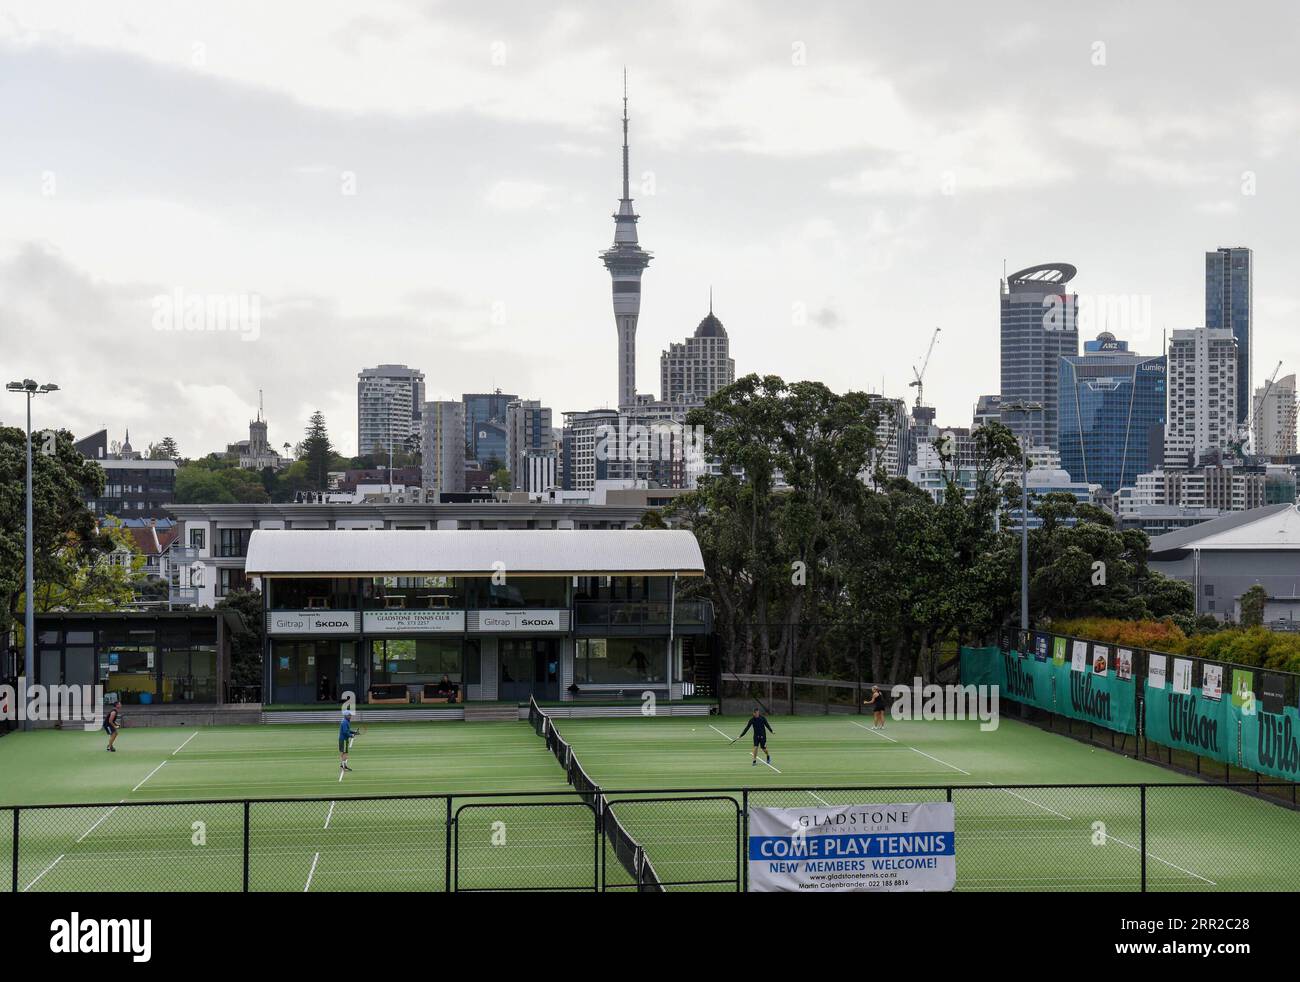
[600,70,652,409]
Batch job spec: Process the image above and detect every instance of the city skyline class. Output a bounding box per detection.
[5,2,1300,456]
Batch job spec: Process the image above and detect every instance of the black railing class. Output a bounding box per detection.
[6,781,1299,893]
[573,599,712,629]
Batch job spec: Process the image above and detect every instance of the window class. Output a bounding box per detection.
[370,638,463,683]
[217,528,252,557]
[574,638,665,685]
[189,528,205,549]
[218,568,250,597]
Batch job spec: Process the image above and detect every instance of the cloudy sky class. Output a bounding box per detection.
[3,0,1298,456]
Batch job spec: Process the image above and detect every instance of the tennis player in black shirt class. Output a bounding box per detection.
[866,685,887,729]
[738,708,774,766]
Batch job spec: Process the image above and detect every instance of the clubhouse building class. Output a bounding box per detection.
[243,529,713,706]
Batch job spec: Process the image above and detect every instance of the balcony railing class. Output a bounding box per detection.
[573,600,712,629]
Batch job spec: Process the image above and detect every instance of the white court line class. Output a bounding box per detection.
[849,719,898,743]
[806,790,830,806]
[1101,831,1216,885]
[850,720,970,774]
[132,760,167,793]
[338,768,346,783]
[756,756,782,774]
[24,854,64,892]
[304,852,320,892]
[76,799,126,843]
[982,781,1071,820]
[172,732,197,755]
[324,801,336,829]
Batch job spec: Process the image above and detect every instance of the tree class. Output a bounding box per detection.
[634,509,667,530]
[0,427,122,642]
[1240,584,1268,628]
[216,589,264,689]
[148,436,180,460]
[490,467,511,491]
[301,411,335,492]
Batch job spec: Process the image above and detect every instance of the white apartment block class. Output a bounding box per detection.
[1164,328,1237,469]
[357,364,425,458]
[1128,466,1265,512]
[1253,373,1297,459]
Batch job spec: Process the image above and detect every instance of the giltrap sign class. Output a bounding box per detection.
[748,802,956,892]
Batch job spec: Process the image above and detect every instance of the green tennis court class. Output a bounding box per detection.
[2,713,1297,891]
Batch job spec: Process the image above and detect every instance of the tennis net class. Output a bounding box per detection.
[526,696,663,891]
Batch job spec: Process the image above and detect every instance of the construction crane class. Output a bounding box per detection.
[1229,359,1283,459]
[908,328,941,408]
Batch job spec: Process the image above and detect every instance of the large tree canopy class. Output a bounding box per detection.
[0,426,122,640]
[671,375,1193,687]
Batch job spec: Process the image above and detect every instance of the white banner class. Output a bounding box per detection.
[267,611,359,635]
[748,802,955,892]
[363,610,465,634]
[1148,653,1167,689]
[474,609,565,632]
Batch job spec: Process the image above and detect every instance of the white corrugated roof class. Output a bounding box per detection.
[1181,505,1300,550]
[245,529,705,576]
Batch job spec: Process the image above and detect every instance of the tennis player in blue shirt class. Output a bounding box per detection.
[339,709,356,772]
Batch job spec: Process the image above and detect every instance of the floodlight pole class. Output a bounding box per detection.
[7,379,58,730]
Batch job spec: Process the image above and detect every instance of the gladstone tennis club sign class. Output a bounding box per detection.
[748,802,956,892]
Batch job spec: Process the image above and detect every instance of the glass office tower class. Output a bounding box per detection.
[1205,247,1252,426]
[1000,263,1079,451]
[1058,332,1167,493]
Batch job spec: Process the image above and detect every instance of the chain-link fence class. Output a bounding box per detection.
[6,780,1299,892]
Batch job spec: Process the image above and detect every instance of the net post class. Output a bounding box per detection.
[242,800,251,893]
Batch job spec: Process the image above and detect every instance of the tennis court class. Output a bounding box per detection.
[2,711,1298,891]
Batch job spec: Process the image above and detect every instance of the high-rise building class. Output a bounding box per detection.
[1253,374,1297,460]
[600,73,652,409]
[660,300,736,407]
[1058,332,1167,493]
[505,399,554,490]
[562,409,618,491]
[521,450,559,494]
[357,364,424,459]
[865,395,910,482]
[1163,327,1238,469]
[462,390,517,462]
[420,400,466,494]
[973,394,1002,429]
[1205,247,1253,426]
[999,263,1079,451]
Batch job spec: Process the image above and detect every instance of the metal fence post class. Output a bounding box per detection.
[242,800,250,893]
[1139,785,1147,893]
[11,808,17,894]
[444,796,452,894]
[741,789,749,893]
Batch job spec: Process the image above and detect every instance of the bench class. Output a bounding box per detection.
[368,684,409,704]
[420,684,460,704]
